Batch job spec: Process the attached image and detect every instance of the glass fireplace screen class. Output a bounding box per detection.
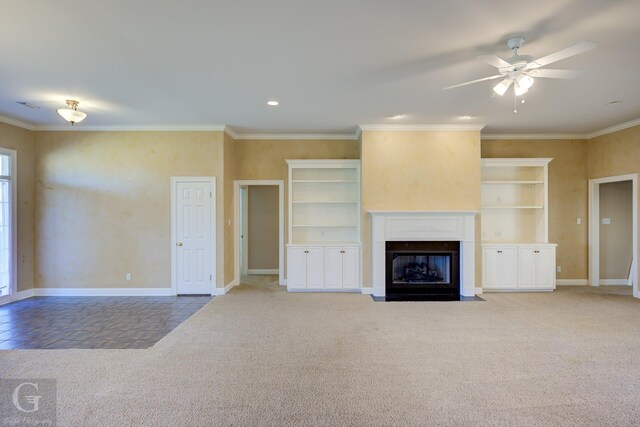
[391,253,451,285]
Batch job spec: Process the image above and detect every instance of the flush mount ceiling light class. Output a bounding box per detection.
[459,115,475,120]
[387,114,406,119]
[57,99,87,125]
[445,37,597,112]
[267,100,279,106]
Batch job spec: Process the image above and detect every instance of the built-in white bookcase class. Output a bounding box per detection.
[481,158,551,244]
[287,160,360,245]
[481,158,557,292]
[285,159,361,291]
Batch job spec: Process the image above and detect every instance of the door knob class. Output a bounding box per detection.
[177,242,183,247]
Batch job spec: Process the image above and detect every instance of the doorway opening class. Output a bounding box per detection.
[234,180,284,288]
[0,148,16,305]
[589,174,638,298]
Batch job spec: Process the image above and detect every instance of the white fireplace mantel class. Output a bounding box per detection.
[368,210,478,298]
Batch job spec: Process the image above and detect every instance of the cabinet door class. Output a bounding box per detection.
[341,247,359,288]
[324,247,343,289]
[518,247,537,289]
[499,247,518,288]
[483,248,502,289]
[536,247,556,289]
[287,247,307,288]
[306,247,325,288]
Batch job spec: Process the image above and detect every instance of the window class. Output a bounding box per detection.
[0,149,15,301]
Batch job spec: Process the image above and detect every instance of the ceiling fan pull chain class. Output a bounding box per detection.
[513,91,518,113]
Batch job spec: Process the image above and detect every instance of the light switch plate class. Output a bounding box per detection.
[602,218,611,225]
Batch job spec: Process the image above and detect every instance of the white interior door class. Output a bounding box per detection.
[175,179,214,295]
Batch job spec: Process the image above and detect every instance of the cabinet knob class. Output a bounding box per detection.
[497,250,502,253]
[534,250,540,253]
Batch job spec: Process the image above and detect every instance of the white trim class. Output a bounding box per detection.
[475,287,483,295]
[0,115,35,131]
[247,269,279,275]
[589,174,638,299]
[556,279,589,286]
[35,124,227,132]
[588,118,640,139]
[0,288,35,305]
[359,124,485,132]
[0,148,17,306]
[224,126,240,140]
[361,287,374,295]
[171,177,216,296]
[482,133,587,140]
[229,133,358,140]
[214,279,239,296]
[287,288,362,293]
[234,180,285,288]
[599,279,631,286]
[32,288,175,297]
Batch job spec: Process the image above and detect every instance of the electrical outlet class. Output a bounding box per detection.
[556,266,561,273]
[602,218,611,225]
[576,217,581,225]
[126,273,132,281]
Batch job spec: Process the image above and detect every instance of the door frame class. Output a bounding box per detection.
[234,180,285,286]
[588,173,638,298]
[240,186,249,276]
[171,176,216,295]
[0,148,17,305]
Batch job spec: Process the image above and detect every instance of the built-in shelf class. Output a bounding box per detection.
[291,180,357,183]
[481,180,544,185]
[292,201,358,204]
[482,205,544,209]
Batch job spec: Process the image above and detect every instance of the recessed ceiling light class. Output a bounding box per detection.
[16,101,40,109]
[387,114,405,119]
[605,100,622,106]
[267,100,279,106]
[459,115,475,120]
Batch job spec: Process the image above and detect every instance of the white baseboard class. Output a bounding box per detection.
[34,287,175,297]
[16,289,36,300]
[361,287,374,295]
[600,279,631,286]
[556,279,589,286]
[247,269,279,275]
[287,288,362,293]
[475,287,483,295]
[214,279,239,295]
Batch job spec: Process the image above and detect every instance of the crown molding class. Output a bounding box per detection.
[224,126,240,140]
[0,114,35,131]
[33,124,227,132]
[588,117,640,139]
[481,133,588,140]
[227,132,358,140]
[359,124,485,132]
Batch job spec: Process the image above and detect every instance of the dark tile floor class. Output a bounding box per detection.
[0,295,212,350]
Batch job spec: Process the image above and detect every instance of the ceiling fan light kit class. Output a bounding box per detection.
[445,36,597,112]
[57,99,87,125]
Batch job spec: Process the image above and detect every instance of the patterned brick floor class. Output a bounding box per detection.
[0,296,212,349]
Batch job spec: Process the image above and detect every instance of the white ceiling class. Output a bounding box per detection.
[1,0,639,135]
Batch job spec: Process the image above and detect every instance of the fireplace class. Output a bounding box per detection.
[385,241,460,301]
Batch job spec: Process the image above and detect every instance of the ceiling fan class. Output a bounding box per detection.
[444,37,597,105]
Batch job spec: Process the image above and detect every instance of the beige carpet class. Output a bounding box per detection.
[1,282,640,426]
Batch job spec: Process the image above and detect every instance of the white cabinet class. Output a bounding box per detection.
[287,245,359,290]
[324,246,359,289]
[286,246,324,289]
[518,246,556,290]
[483,244,556,291]
[483,246,517,289]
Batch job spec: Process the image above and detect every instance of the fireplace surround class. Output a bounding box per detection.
[368,211,477,299]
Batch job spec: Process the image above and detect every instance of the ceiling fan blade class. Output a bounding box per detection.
[528,69,582,79]
[443,74,503,90]
[477,54,512,69]
[526,41,597,69]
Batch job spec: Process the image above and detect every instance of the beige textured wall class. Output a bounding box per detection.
[360,130,482,287]
[481,139,589,280]
[248,186,279,270]
[0,122,35,292]
[223,132,236,286]
[588,124,640,287]
[599,181,633,280]
[34,131,226,289]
